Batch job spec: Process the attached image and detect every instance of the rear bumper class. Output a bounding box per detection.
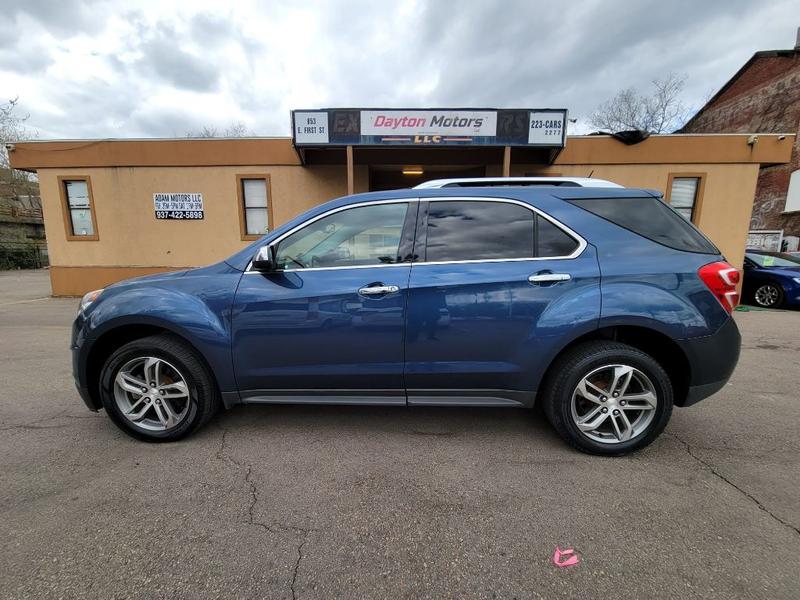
[677,316,741,407]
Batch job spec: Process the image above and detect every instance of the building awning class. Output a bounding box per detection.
[298,145,558,166]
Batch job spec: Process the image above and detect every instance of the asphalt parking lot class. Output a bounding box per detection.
[1,269,799,599]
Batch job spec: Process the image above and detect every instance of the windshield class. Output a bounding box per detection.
[746,252,800,268]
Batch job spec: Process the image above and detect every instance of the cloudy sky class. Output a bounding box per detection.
[1,0,797,139]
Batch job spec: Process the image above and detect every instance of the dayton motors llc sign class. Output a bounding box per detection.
[292,108,567,147]
[361,110,497,138]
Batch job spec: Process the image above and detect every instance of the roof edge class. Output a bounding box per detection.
[8,133,795,171]
[9,137,300,170]
[555,133,794,166]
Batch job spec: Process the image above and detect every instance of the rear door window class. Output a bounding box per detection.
[537,215,579,257]
[422,200,579,262]
[567,196,719,254]
[424,201,533,262]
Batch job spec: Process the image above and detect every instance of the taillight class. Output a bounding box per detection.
[698,261,740,313]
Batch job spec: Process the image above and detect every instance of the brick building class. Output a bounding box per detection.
[681,29,800,250]
[0,171,47,269]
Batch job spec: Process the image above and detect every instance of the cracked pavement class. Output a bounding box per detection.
[1,269,799,599]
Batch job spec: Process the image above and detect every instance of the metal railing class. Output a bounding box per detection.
[0,204,43,224]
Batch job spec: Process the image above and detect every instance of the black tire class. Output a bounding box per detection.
[540,341,673,456]
[752,282,784,308]
[99,334,220,442]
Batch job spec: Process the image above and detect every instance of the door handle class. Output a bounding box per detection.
[528,273,571,284]
[358,285,400,296]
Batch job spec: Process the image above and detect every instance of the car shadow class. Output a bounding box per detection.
[212,402,556,440]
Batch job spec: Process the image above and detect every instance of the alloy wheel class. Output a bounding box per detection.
[113,357,191,431]
[754,284,780,307]
[570,364,658,444]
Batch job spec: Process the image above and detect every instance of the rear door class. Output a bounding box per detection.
[404,197,601,406]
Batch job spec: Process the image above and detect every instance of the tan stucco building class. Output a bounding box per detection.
[9,117,795,296]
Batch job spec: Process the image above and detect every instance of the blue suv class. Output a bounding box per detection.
[71,179,741,455]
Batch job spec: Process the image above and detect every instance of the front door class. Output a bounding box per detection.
[404,198,601,406]
[232,200,416,404]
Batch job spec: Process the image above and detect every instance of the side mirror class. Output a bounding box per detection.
[252,245,277,272]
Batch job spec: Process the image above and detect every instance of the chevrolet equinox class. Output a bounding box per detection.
[71,179,741,455]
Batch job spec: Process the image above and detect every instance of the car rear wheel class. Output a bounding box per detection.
[541,341,673,456]
[99,334,220,442]
[753,282,784,308]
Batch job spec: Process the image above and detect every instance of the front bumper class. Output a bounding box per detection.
[785,281,800,307]
[677,316,741,406]
[71,313,100,411]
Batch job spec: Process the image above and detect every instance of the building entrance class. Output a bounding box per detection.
[368,165,486,191]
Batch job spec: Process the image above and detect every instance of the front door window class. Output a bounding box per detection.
[275,202,409,269]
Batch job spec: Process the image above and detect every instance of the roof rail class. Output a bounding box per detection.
[413,177,623,189]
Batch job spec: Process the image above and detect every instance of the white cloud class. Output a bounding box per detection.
[0,0,797,139]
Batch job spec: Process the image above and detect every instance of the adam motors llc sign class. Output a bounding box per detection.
[292,108,567,147]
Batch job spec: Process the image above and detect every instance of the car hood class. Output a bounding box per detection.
[107,268,191,291]
[759,266,800,277]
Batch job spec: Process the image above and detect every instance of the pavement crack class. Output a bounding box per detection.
[290,538,306,600]
[668,432,799,537]
[215,427,313,598]
[215,427,315,536]
[215,428,242,466]
[0,423,72,431]
[0,411,103,431]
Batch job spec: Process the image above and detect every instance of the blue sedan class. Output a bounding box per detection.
[743,251,800,309]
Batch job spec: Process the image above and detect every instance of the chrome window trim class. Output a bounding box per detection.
[420,196,586,264]
[245,196,586,273]
[269,263,411,273]
[245,198,412,273]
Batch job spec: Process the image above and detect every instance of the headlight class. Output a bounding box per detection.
[79,289,104,313]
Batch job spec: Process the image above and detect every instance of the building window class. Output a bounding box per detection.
[237,175,271,240]
[59,176,98,240]
[667,175,703,222]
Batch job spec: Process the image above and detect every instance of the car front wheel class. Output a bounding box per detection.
[541,341,673,456]
[99,334,220,442]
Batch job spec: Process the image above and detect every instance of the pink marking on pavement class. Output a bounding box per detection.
[552,546,580,567]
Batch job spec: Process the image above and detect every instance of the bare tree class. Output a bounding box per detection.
[590,73,689,133]
[1,97,34,169]
[222,121,252,137]
[1,97,38,192]
[186,120,253,138]
[186,125,220,138]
